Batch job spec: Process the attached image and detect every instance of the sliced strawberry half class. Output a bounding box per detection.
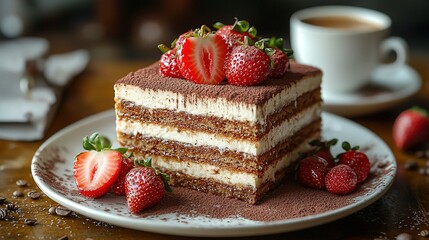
[74,150,123,198]
[179,27,227,85]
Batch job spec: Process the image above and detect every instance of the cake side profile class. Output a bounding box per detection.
[114,61,322,204]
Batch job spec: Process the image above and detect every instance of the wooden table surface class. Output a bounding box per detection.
[1,55,429,240]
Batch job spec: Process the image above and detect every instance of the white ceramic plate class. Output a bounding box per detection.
[31,110,396,237]
[323,64,421,117]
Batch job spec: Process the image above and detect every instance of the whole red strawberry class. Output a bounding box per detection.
[269,49,288,78]
[178,25,228,85]
[393,107,429,150]
[297,155,330,189]
[338,142,370,183]
[174,30,192,52]
[158,48,182,78]
[309,138,338,168]
[125,158,171,213]
[325,164,358,195]
[111,155,134,196]
[226,43,271,86]
[74,132,127,198]
[214,19,257,52]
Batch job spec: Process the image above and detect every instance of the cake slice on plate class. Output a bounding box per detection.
[114,61,322,204]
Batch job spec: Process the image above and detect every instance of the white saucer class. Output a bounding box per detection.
[322,64,421,117]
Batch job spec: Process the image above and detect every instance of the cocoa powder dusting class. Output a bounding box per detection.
[115,62,321,105]
[136,166,393,222]
[33,145,395,224]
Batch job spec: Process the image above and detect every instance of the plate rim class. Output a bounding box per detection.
[31,109,397,237]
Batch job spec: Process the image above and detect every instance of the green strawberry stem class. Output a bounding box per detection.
[341,141,360,151]
[213,22,224,30]
[255,37,294,58]
[82,132,112,151]
[411,106,429,116]
[82,132,127,153]
[232,19,250,33]
[196,25,212,37]
[214,18,258,38]
[247,27,257,38]
[134,158,172,192]
[157,44,170,54]
[284,48,294,58]
[243,36,254,46]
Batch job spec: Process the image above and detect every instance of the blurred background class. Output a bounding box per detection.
[0,0,428,62]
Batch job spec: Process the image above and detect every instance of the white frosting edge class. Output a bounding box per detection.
[114,75,321,124]
[147,133,318,188]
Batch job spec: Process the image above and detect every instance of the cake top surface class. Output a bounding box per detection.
[116,61,321,104]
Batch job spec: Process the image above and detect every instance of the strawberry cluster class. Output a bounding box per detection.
[297,139,371,195]
[158,18,293,86]
[73,132,171,213]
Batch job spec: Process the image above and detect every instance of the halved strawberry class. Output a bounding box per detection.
[178,26,227,84]
[74,132,127,198]
[74,150,123,198]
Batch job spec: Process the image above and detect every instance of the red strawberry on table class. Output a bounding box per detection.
[226,39,271,86]
[325,164,358,195]
[337,142,370,183]
[393,106,429,150]
[297,155,330,189]
[213,19,257,52]
[74,133,127,198]
[178,25,228,85]
[125,158,171,213]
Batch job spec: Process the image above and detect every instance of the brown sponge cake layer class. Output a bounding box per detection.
[127,136,317,204]
[117,120,321,175]
[115,88,321,141]
[163,163,295,204]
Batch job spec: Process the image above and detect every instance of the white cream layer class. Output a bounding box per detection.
[146,133,318,189]
[116,104,321,156]
[114,75,321,124]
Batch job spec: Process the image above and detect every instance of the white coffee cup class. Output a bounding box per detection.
[290,6,408,93]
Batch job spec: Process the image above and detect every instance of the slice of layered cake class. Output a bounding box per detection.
[114,61,322,204]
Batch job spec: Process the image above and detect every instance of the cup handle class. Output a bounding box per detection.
[380,37,409,69]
